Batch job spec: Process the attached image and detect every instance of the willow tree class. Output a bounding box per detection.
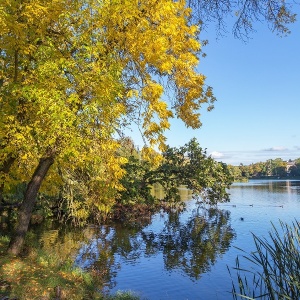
[1,0,216,255]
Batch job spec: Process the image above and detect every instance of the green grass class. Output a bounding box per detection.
[0,235,102,299]
[229,220,300,299]
[106,290,142,300]
[0,235,144,300]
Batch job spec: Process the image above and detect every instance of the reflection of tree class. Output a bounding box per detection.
[73,205,235,287]
[73,226,120,289]
[142,207,235,279]
[25,203,235,290]
[74,223,147,289]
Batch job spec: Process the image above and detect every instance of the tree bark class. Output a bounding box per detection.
[7,156,54,255]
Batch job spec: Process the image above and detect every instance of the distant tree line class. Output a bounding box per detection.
[228,158,300,181]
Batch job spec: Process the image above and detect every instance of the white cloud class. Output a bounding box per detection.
[210,151,224,159]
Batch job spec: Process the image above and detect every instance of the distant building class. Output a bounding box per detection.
[286,159,296,174]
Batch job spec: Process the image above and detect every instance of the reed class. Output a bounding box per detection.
[230,220,300,300]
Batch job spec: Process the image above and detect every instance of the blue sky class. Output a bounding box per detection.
[130,12,300,166]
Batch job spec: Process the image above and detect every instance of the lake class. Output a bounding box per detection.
[73,179,300,299]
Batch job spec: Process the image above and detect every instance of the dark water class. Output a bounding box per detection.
[73,179,300,300]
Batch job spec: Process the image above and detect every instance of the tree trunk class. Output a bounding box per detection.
[7,156,54,255]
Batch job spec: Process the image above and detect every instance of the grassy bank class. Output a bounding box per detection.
[0,235,142,300]
[0,235,101,299]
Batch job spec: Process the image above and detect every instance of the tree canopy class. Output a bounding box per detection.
[0,0,218,254]
[120,138,232,208]
[0,0,215,192]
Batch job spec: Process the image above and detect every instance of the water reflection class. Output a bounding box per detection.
[37,224,96,261]
[232,179,300,194]
[151,183,194,201]
[2,180,300,299]
[74,204,235,288]
[1,188,236,296]
[74,224,148,288]
[143,207,234,280]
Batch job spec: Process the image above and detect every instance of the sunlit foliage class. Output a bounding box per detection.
[120,138,233,207]
[0,0,221,255]
[0,0,215,221]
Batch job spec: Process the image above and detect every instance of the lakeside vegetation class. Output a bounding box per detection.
[228,158,300,181]
[231,220,300,300]
[0,230,143,299]
[0,235,102,299]
[0,137,232,299]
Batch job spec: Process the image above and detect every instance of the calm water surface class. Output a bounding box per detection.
[73,179,300,300]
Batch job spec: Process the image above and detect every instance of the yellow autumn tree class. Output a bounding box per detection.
[0,0,215,255]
